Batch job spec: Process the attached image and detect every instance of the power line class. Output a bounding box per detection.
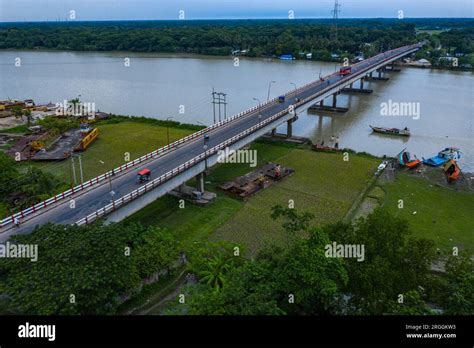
[331,0,341,42]
[211,90,227,123]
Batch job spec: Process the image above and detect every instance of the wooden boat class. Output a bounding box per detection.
[370,125,410,136]
[443,159,461,182]
[313,144,343,152]
[406,159,422,168]
[398,149,421,169]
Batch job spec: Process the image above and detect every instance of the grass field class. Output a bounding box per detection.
[211,147,380,256]
[381,173,474,253]
[127,142,380,256]
[30,121,193,183]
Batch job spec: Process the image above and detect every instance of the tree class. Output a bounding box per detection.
[23,108,32,125]
[442,253,474,315]
[188,241,243,291]
[11,106,24,120]
[386,290,435,315]
[198,255,233,291]
[0,222,179,315]
[325,208,436,315]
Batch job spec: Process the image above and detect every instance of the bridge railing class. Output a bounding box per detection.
[75,105,298,226]
[76,57,371,227]
[0,43,421,230]
[0,83,282,229]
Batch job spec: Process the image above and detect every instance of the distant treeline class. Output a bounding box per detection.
[0,18,473,61]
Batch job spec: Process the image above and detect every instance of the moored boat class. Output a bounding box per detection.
[443,159,461,182]
[398,149,421,168]
[370,125,410,136]
[423,147,461,167]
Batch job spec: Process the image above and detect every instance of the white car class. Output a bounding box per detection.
[377,161,388,172]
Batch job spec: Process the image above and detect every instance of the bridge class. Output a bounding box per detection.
[0,43,422,242]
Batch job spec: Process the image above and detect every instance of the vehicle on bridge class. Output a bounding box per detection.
[339,67,352,76]
[278,96,285,103]
[137,168,152,183]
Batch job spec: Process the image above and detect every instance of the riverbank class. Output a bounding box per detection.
[4,115,470,314]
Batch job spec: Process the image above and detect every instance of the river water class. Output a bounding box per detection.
[1,50,473,171]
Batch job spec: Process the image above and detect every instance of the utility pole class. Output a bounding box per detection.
[218,93,227,121]
[331,0,341,42]
[211,88,216,124]
[212,91,227,123]
[267,81,276,102]
[71,155,77,185]
[78,155,84,183]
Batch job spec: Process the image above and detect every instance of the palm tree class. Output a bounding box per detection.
[199,255,233,291]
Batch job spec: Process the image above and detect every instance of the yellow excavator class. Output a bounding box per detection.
[30,140,44,151]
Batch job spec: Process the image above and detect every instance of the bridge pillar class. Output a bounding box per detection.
[271,128,276,136]
[332,93,337,108]
[360,78,365,90]
[378,69,382,78]
[196,173,205,193]
[287,119,293,138]
[319,99,324,106]
[349,82,353,88]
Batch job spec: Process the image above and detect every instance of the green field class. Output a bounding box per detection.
[211,147,380,255]
[127,142,380,256]
[30,121,193,183]
[381,173,474,253]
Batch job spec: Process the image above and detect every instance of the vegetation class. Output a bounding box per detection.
[211,147,380,256]
[0,222,179,315]
[0,20,446,59]
[0,124,29,134]
[381,173,474,252]
[126,142,380,256]
[415,27,474,68]
[175,208,472,315]
[1,19,471,63]
[38,116,81,134]
[0,152,67,217]
[32,119,195,183]
[11,106,33,125]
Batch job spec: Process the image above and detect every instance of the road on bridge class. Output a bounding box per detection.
[0,43,421,242]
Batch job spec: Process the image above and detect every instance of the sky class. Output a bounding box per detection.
[0,0,473,22]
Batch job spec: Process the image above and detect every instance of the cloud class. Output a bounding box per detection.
[1,0,472,22]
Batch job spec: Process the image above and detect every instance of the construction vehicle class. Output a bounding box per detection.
[30,140,45,151]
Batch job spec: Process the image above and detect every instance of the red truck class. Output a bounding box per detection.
[339,67,352,76]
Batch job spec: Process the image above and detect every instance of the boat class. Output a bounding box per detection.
[443,159,461,182]
[423,147,461,167]
[370,125,410,136]
[398,150,421,169]
[313,144,342,153]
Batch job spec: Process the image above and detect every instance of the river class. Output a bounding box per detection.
[1,50,473,171]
